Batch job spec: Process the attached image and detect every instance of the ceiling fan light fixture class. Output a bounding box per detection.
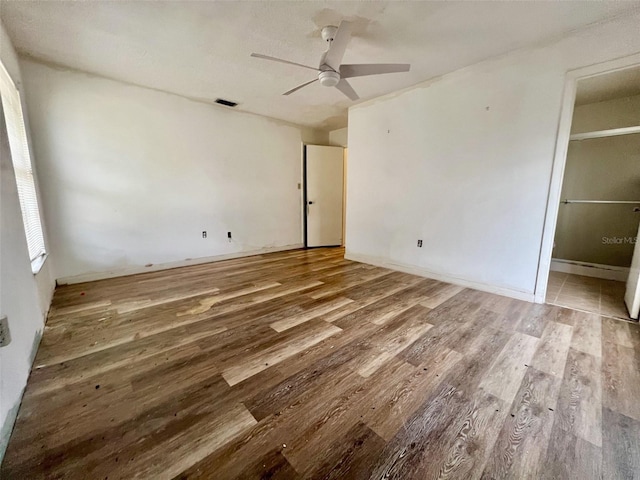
[319,70,340,87]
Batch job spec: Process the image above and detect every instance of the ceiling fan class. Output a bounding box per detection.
[251,21,410,100]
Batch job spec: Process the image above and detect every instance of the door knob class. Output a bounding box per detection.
[308,201,314,205]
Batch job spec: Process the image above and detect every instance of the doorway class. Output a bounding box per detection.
[543,65,640,320]
[304,144,345,247]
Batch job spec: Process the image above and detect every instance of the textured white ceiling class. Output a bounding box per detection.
[576,66,640,106]
[1,1,638,130]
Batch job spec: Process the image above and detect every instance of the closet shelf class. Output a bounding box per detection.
[570,125,640,141]
[561,199,640,205]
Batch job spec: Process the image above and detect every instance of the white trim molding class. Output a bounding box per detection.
[346,251,535,303]
[550,258,629,282]
[57,244,304,285]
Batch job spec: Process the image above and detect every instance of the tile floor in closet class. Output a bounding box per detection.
[546,271,631,321]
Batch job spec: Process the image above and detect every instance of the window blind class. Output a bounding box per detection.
[0,61,46,264]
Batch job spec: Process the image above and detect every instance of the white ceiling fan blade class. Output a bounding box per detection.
[283,78,318,96]
[251,53,319,72]
[340,64,411,78]
[322,21,352,71]
[335,79,359,101]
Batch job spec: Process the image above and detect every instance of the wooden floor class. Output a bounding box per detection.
[3,248,640,479]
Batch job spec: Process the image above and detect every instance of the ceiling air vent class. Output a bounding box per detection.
[214,98,238,107]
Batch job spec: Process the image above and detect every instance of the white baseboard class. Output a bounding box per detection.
[550,258,629,282]
[345,251,535,303]
[57,244,305,285]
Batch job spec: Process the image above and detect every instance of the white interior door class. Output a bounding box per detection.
[624,220,640,319]
[306,145,344,247]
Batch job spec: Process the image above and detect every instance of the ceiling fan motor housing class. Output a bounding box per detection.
[319,70,340,87]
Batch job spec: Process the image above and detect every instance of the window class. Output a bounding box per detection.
[0,61,46,273]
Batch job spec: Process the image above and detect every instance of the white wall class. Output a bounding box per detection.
[345,12,640,301]
[0,21,55,461]
[329,127,348,147]
[304,128,329,146]
[20,59,326,283]
[571,95,640,134]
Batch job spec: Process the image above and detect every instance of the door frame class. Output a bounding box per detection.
[302,144,308,247]
[303,144,345,248]
[533,53,640,303]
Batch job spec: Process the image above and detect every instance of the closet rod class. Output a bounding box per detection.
[569,125,640,141]
[562,200,640,204]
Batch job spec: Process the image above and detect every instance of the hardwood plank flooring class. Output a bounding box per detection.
[2,247,639,479]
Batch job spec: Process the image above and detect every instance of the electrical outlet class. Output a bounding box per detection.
[202,231,207,238]
[417,239,423,248]
[227,231,232,242]
[0,316,11,347]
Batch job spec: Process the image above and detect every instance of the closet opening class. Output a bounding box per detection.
[545,66,640,321]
